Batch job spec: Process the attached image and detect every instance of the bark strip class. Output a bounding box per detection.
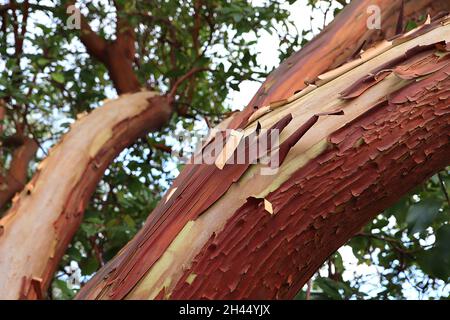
[228,0,450,129]
[77,18,450,299]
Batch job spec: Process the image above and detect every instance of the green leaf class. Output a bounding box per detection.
[373,218,389,229]
[51,72,65,84]
[434,224,450,251]
[406,199,441,234]
[37,58,50,66]
[80,223,98,237]
[66,246,82,262]
[385,197,409,225]
[230,82,240,91]
[123,215,136,228]
[315,277,343,300]
[405,20,418,32]
[80,256,100,275]
[52,279,76,300]
[416,225,450,280]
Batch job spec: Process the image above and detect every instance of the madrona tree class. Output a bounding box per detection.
[0,0,449,299]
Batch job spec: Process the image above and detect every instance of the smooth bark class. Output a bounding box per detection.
[0,92,171,299]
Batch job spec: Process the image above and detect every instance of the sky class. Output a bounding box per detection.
[228,0,340,111]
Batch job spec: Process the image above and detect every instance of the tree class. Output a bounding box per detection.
[76,15,450,299]
[0,0,449,300]
[0,0,297,298]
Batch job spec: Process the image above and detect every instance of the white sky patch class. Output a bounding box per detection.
[228,0,341,110]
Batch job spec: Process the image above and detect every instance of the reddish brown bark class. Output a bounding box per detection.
[76,18,450,299]
[229,0,450,129]
[70,1,141,94]
[0,0,447,300]
[0,136,38,209]
[169,77,450,299]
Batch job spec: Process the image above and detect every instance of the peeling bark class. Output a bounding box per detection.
[229,0,450,128]
[0,0,447,300]
[169,69,450,300]
[0,92,172,299]
[76,17,450,299]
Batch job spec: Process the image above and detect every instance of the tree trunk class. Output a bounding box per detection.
[0,92,172,299]
[77,17,450,299]
[229,0,450,128]
[0,0,448,300]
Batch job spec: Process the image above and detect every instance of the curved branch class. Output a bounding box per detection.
[168,67,209,100]
[229,0,450,128]
[0,92,172,299]
[65,1,107,61]
[66,1,140,94]
[77,16,450,300]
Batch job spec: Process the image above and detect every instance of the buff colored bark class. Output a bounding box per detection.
[230,0,450,128]
[0,92,171,299]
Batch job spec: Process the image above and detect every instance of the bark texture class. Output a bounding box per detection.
[0,0,448,300]
[77,17,450,299]
[0,92,172,299]
[229,0,450,128]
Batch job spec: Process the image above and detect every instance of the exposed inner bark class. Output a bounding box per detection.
[76,18,450,299]
[0,0,448,300]
[0,92,172,299]
[229,0,450,128]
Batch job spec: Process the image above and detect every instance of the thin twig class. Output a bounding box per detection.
[356,232,414,260]
[305,278,313,300]
[437,172,450,207]
[89,236,105,267]
[168,67,209,99]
